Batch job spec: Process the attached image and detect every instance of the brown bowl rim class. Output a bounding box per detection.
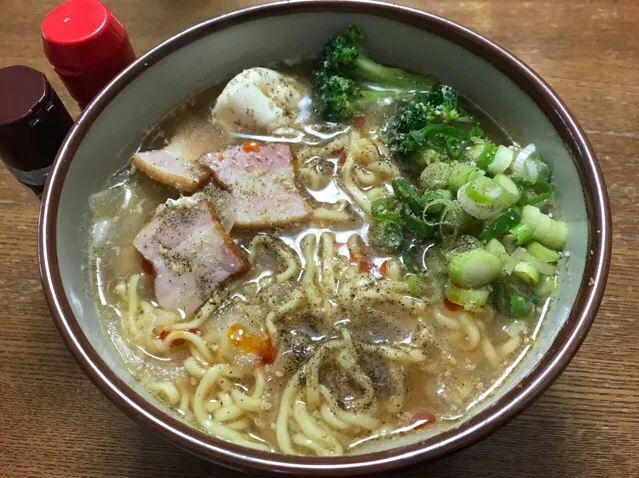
[38,0,611,475]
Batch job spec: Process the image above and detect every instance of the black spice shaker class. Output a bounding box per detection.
[0,65,73,198]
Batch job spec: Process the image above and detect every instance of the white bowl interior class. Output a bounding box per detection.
[55,12,587,454]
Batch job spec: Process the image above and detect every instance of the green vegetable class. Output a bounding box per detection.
[402,206,434,238]
[382,85,463,158]
[421,189,453,215]
[479,205,521,241]
[513,262,540,285]
[391,178,424,215]
[420,162,451,190]
[465,176,503,205]
[520,205,568,250]
[440,200,475,234]
[493,173,521,207]
[522,181,555,205]
[371,197,401,221]
[312,26,438,122]
[448,248,503,288]
[448,162,483,192]
[487,145,514,175]
[486,239,509,263]
[475,142,498,170]
[509,222,535,245]
[509,293,528,316]
[405,124,468,153]
[536,275,557,298]
[445,281,491,310]
[510,247,556,276]
[492,281,528,318]
[502,234,517,254]
[377,220,403,249]
[526,241,560,263]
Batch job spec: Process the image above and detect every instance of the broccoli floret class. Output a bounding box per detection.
[312,26,439,122]
[382,85,464,158]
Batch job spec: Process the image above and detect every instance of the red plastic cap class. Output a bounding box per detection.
[42,0,129,72]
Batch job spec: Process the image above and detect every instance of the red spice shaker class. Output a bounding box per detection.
[41,0,135,110]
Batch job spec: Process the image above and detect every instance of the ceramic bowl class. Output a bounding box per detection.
[38,1,611,475]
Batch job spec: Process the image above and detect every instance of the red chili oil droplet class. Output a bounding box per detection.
[227,323,275,365]
[410,411,437,429]
[337,148,346,165]
[242,141,261,153]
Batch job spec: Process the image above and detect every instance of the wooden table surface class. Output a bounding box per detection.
[1,0,637,476]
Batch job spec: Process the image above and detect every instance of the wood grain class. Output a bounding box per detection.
[0,0,637,476]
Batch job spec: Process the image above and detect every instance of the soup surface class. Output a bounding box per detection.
[89,28,567,456]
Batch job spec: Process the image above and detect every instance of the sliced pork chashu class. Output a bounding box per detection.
[199,143,312,228]
[133,196,250,316]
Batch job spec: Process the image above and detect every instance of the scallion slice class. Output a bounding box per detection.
[466,176,503,205]
[479,205,521,241]
[448,248,503,288]
[371,197,400,221]
[513,262,540,284]
[526,241,560,263]
[445,281,491,310]
[509,222,535,245]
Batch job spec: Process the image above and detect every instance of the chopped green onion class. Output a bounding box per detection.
[502,234,517,254]
[492,281,528,318]
[445,137,462,159]
[445,280,491,310]
[424,189,453,203]
[422,189,453,215]
[457,183,504,220]
[448,248,503,288]
[510,247,556,276]
[493,173,521,207]
[465,176,503,205]
[485,238,515,274]
[536,275,557,298]
[509,222,535,245]
[420,162,451,190]
[526,241,560,263]
[509,293,528,317]
[487,145,514,175]
[371,197,400,221]
[448,162,484,192]
[377,220,403,249]
[475,143,498,170]
[486,238,509,262]
[523,181,554,205]
[513,262,540,284]
[520,205,567,250]
[479,205,521,241]
[391,178,424,215]
[539,217,568,250]
[402,206,434,238]
[405,124,469,152]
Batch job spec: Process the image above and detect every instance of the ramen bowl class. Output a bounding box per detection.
[38,1,611,475]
